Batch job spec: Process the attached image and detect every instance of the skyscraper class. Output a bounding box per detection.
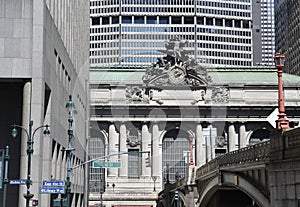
[252,0,275,66]
[275,0,300,74]
[90,0,253,67]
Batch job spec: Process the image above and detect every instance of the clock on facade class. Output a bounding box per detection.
[168,65,186,84]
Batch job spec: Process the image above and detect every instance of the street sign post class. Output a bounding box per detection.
[92,161,121,168]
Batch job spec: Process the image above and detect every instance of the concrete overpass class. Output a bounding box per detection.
[157,127,300,207]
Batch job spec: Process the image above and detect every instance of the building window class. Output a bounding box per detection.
[215,18,223,26]
[147,16,157,24]
[197,16,204,25]
[171,16,182,24]
[122,16,132,24]
[103,17,109,25]
[184,16,194,24]
[134,16,144,24]
[159,16,169,24]
[162,129,189,184]
[89,128,105,193]
[206,18,213,25]
[128,149,140,178]
[112,16,119,24]
[91,17,100,25]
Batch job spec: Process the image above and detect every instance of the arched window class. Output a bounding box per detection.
[249,129,270,145]
[162,129,189,184]
[89,128,106,193]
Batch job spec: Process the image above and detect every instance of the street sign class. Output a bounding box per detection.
[40,187,65,194]
[9,179,26,185]
[93,161,121,168]
[43,180,65,187]
[267,108,279,128]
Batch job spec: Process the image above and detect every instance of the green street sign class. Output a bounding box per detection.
[93,161,121,168]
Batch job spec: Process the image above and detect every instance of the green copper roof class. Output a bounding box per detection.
[90,65,300,85]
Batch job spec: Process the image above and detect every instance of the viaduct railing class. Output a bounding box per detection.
[197,141,270,178]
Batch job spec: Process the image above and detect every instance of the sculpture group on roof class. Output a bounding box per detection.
[142,37,212,86]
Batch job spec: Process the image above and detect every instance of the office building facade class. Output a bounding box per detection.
[0,0,89,206]
[275,0,300,74]
[90,0,253,67]
[252,0,275,66]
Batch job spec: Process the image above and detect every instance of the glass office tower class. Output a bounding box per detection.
[275,0,300,74]
[90,0,253,67]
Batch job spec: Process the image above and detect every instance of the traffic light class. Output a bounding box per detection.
[100,178,106,194]
[145,153,151,167]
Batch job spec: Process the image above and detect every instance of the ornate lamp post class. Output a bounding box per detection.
[274,53,289,130]
[65,95,76,207]
[11,120,50,207]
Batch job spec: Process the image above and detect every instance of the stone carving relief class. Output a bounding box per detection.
[126,129,141,147]
[215,136,226,147]
[211,87,229,103]
[125,86,148,103]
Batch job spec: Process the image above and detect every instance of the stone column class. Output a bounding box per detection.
[239,123,247,148]
[18,82,31,207]
[108,123,118,177]
[196,123,205,166]
[152,122,161,177]
[142,122,151,177]
[228,123,238,152]
[119,123,127,177]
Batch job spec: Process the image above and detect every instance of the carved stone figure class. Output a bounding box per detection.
[211,87,229,103]
[126,129,141,147]
[142,37,212,87]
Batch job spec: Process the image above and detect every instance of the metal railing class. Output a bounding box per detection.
[197,141,270,178]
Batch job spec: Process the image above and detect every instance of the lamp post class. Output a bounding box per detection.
[65,95,76,207]
[11,120,50,207]
[274,53,289,130]
[151,176,157,192]
[99,178,105,207]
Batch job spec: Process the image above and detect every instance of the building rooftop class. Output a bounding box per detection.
[90,65,300,85]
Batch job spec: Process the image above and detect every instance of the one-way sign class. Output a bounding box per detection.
[40,187,65,194]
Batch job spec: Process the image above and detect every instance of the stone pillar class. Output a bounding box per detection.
[142,122,151,177]
[228,123,238,152]
[196,123,205,166]
[152,122,161,177]
[239,123,247,148]
[18,82,31,207]
[108,123,118,177]
[119,123,127,177]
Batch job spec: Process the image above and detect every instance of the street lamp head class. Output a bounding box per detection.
[11,125,18,138]
[274,53,285,68]
[43,125,50,135]
[66,95,77,114]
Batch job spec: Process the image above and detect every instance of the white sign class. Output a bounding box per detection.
[267,108,278,128]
